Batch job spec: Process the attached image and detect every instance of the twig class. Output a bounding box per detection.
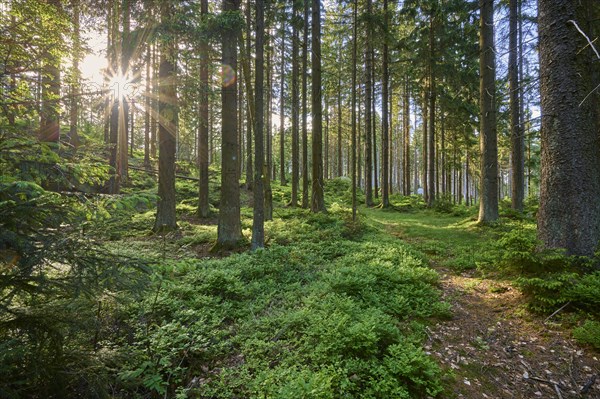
[569,20,600,60]
[581,374,597,395]
[544,301,571,324]
[554,383,563,399]
[568,20,600,106]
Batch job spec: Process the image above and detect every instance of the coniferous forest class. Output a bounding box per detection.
[1,0,600,397]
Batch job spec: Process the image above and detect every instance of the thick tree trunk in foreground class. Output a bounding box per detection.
[216,0,242,247]
[477,0,499,224]
[537,0,600,255]
[153,1,178,232]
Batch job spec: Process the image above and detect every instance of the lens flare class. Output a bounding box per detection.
[221,64,236,87]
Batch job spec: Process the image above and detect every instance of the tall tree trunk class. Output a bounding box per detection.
[144,45,151,169]
[107,0,120,193]
[337,72,343,177]
[427,16,436,208]
[119,0,131,183]
[216,0,242,247]
[364,0,373,206]
[351,0,358,220]
[69,0,81,148]
[130,99,134,156]
[478,0,499,223]
[311,0,325,212]
[265,24,274,220]
[537,0,600,255]
[325,97,329,179]
[389,83,394,195]
[244,0,253,190]
[291,0,300,205]
[358,84,362,189]
[198,0,210,218]
[238,74,244,179]
[279,17,286,185]
[441,105,447,195]
[301,0,310,208]
[40,0,61,143]
[150,44,158,159]
[403,76,410,195]
[252,0,265,249]
[153,0,178,232]
[372,76,378,199]
[422,89,428,202]
[381,0,390,207]
[509,0,524,212]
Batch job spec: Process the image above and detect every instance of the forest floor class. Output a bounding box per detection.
[367,209,600,399]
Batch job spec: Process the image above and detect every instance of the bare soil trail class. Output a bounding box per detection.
[377,211,600,398]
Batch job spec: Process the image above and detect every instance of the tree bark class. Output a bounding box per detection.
[403,76,410,195]
[244,0,253,190]
[265,19,274,220]
[153,0,178,232]
[364,0,373,207]
[144,45,151,169]
[509,0,524,212]
[291,0,300,205]
[69,0,81,148]
[337,71,343,178]
[477,0,499,223]
[537,0,600,255]
[279,16,286,185]
[422,89,428,202]
[252,0,265,250]
[198,0,210,218]
[40,0,61,143]
[216,0,243,247]
[351,0,358,220]
[381,0,390,207]
[301,0,310,209]
[311,0,325,212]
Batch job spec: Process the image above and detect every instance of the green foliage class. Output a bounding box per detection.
[565,272,600,310]
[516,272,579,313]
[432,194,455,214]
[0,180,151,397]
[110,208,446,398]
[389,194,427,212]
[572,320,600,349]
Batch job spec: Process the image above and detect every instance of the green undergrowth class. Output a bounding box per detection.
[364,197,600,352]
[115,205,449,398]
[1,168,452,397]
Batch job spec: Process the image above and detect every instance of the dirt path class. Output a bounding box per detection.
[427,269,600,398]
[366,210,599,397]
